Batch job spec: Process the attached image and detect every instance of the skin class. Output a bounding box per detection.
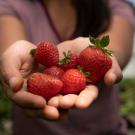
[0,0,134,120]
[44,0,77,40]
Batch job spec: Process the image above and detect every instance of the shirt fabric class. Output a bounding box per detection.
[0,0,134,135]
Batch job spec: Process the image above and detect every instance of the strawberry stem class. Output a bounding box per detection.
[100,35,110,48]
[30,49,36,56]
[58,51,72,65]
[89,35,112,56]
[77,65,90,78]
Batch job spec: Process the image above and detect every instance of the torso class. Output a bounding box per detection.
[40,0,77,41]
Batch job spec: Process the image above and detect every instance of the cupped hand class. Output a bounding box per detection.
[48,37,122,117]
[0,40,59,120]
[48,38,99,113]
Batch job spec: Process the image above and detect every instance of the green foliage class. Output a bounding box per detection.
[0,84,11,131]
[120,78,135,116]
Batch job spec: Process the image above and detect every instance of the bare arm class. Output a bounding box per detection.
[0,16,27,54]
[102,15,134,69]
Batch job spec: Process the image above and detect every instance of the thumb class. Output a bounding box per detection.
[9,76,23,92]
[104,56,123,86]
[104,69,123,86]
[0,57,24,92]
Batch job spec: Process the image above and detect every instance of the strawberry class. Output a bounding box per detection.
[61,69,86,94]
[79,35,112,84]
[43,66,64,79]
[27,73,63,100]
[58,51,79,71]
[31,41,59,67]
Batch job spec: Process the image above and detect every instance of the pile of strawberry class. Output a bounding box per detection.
[27,36,112,100]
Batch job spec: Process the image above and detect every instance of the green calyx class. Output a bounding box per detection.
[89,35,112,56]
[77,66,91,83]
[30,49,36,56]
[77,65,90,77]
[58,51,72,65]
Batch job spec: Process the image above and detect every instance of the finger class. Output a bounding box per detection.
[0,73,23,92]
[104,70,123,86]
[43,105,60,120]
[0,41,35,92]
[48,95,62,107]
[0,58,23,92]
[48,96,70,120]
[1,54,22,81]
[59,94,78,109]
[75,85,98,109]
[1,77,46,110]
[104,57,123,85]
[11,90,46,109]
[0,73,23,96]
[9,76,23,92]
[1,70,46,110]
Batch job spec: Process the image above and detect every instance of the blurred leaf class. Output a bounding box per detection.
[100,35,110,48]
[0,83,11,131]
[120,78,135,116]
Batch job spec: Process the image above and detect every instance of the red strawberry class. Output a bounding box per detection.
[27,73,63,100]
[61,69,86,94]
[79,36,112,84]
[44,66,64,79]
[59,51,79,71]
[31,41,59,67]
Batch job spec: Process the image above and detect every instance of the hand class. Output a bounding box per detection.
[0,40,60,120]
[57,37,122,86]
[48,37,122,118]
[48,38,99,114]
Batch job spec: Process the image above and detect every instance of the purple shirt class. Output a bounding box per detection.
[0,0,134,135]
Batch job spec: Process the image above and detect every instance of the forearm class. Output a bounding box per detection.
[0,16,27,55]
[100,15,134,69]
